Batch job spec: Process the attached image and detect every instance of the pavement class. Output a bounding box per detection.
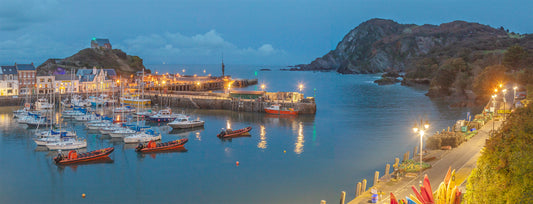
[347,118,503,204]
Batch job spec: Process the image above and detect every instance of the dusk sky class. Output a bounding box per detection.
[0,0,531,66]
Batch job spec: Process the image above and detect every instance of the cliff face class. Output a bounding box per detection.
[37,48,148,77]
[297,19,515,74]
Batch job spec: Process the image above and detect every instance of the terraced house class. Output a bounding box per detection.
[0,65,19,96]
[16,63,36,95]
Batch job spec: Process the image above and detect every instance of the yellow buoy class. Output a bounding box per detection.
[82,193,86,198]
[283,150,286,153]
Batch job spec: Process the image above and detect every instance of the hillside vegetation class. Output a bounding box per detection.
[464,105,533,203]
[297,19,533,106]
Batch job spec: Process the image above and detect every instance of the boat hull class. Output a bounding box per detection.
[124,134,162,143]
[217,127,253,138]
[264,108,298,115]
[136,139,188,153]
[168,121,205,129]
[54,147,114,165]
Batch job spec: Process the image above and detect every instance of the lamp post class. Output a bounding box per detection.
[261,84,265,92]
[502,89,507,120]
[491,94,496,136]
[513,86,518,107]
[413,120,429,183]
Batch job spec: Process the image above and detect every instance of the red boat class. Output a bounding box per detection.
[135,138,188,153]
[54,147,114,165]
[264,104,298,115]
[217,127,252,138]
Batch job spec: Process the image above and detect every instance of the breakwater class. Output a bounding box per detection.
[148,92,316,114]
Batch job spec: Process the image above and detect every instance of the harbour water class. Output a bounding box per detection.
[0,65,476,203]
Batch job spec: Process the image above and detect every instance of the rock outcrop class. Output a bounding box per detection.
[296,18,524,74]
[37,48,148,77]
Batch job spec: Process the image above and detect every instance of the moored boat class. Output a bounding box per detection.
[168,116,204,129]
[135,139,188,153]
[53,147,114,165]
[147,108,182,122]
[264,104,298,115]
[217,126,252,138]
[46,137,87,150]
[124,129,162,143]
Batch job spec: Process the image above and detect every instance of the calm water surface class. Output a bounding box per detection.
[0,65,476,203]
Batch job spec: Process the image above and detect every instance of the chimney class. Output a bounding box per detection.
[31,62,34,65]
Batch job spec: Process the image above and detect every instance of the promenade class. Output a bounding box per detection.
[347,118,503,204]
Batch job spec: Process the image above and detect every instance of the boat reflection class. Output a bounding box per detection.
[56,157,114,172]
[168,126,204,135]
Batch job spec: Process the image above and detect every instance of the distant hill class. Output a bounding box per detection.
[37,48,149,77]
[297,18,531,74]
[296,19,533,105]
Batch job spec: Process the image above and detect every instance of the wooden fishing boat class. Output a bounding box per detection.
[53,147,114,165]
[217,127,252,138]
[135,138,188,153]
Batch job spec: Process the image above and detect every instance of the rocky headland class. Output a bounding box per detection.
[296,18,533,106]
[37,48,148,77]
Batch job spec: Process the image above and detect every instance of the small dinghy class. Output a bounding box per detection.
[217,127,252,138]
[135,139,188,153]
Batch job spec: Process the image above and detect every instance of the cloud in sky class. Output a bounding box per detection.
[120,30,285,64]
[0,0,59,31]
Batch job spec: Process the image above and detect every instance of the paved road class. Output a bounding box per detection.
[348,118,503,204]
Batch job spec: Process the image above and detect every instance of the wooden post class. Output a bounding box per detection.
[395,158,400,167]
[385,164,390,176]
[340,191,346,204]
[361,179,367,195]
[373,171,380,187]
[406,151,410,160]
[320,200,326,204]
[413,146,418,158]
[356,182,361,198]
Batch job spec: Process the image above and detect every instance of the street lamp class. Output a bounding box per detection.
[513,86,518,106]
[261,84,265,92]
[298,84,303,93]
[502,89,507,120]
[491,94,496,136]
[413,120,429,183]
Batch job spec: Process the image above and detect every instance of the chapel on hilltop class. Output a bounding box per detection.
[91,38,112,49]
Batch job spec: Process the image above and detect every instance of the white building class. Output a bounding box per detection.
[54,74,79,94]
[76,67,116,93]
[0,65,19,96]
[36,76,54,94]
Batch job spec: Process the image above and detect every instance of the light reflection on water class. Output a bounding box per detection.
[0,65,477,204]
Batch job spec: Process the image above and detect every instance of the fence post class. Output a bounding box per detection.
[373,171,380,187]
[385,163,390,177]
[361,179,367,196]
[340,191,346,204]
[356,182,361,198]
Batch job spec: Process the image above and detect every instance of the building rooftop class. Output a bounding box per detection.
[0,66,17,75]
[15,64,35,71]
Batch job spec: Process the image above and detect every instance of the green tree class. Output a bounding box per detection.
[465,105,533,203]
[430,58,468,95]
[472,65,508,99]
[503,45,528,71]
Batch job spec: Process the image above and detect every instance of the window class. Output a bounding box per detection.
[40,79,44,82]
[48,79,51,82]
[45,84,48,88]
